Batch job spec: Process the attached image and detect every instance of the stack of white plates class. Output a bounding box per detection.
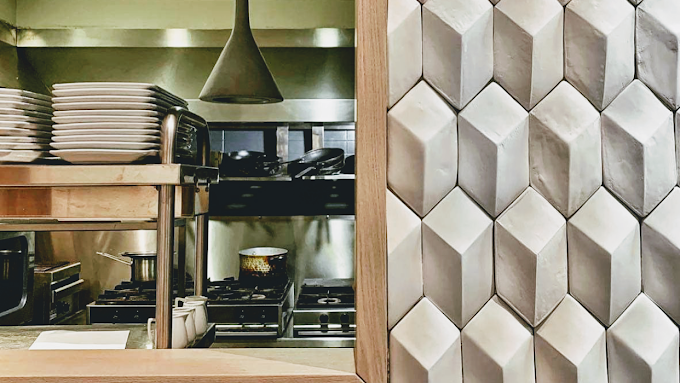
[49,82,195,164]
[0,88,54,163]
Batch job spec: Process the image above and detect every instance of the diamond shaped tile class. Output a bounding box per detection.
[567,187,641,326]
[602,80,676,217]
[459,82,529,217]
[494,0,564,110]
[642,187,680,324]
[390,298,462,383]
[636,0,680,109]
[529,82,602,218]
[495,187,568,327]
[388,81,458,217]
[423,0,493,110]
[608,294,680,383]
[558,0,573,4]
[628,0,642,5]
[462,296,535,383]
[388,0,422,108]
[565,0,635,111]
[422,187,493,328]
[387,190,423,329]
[677,110,680,186]
[535,295,608,383]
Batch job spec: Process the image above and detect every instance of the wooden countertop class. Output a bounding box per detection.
[0,348,359,382]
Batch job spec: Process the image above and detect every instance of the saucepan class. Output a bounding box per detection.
[96,251,158,283]
[239,247,288,284]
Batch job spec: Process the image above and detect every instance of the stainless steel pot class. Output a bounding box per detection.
[238,247,288,284]
[97,251,157,283]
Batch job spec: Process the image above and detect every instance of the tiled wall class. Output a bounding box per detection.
[387,0,680,382]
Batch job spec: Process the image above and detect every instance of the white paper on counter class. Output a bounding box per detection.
[29,330,130,350]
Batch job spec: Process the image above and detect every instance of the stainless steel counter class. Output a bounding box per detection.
[0,323,216,350]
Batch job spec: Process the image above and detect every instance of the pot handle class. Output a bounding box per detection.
[147,318,156,348]
[96,251,132,266]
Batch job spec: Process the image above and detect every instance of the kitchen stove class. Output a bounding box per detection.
[87,278,294,338]
[293,278,356,338]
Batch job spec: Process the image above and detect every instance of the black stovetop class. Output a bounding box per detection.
[295,278,355,309]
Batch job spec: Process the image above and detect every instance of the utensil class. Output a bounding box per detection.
[147,312,189,349]
[239,247,288,284]
[96,251,157,282]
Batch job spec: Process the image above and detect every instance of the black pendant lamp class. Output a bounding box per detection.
[199,0,283,104]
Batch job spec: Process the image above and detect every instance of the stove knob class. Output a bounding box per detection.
[340,313,350,324]
[238,309,246,322]
[319,314,329,324]
[260,310,267,322]
[133,313,141,321]
[112,314,119,322]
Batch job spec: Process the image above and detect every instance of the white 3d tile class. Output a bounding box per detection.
[567,187,641,326]
[390,298,462,383]
[494,0,564,110]
[388,0,422,108]
[642,187,680,324]
[459,82,529,217]
[529,82,602,218]
[677,110,680,186]
[601,80,677,217]
[607,294,680,383]
[495,187,568,327]
[387,81,457,217]
[387,190,422,329]
[565,0,635,111]
[422,187,493,328]
[558,0,573,4]
[535,295,607,383]
[423,0,493,110]
[636,0,680,109]
[462,296,535,383]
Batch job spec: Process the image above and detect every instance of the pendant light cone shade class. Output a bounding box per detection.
[199,0,283,104]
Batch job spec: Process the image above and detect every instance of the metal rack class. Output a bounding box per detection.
[0,107,219,349]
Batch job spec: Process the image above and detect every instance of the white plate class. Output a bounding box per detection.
[53,102,169,112]
[0,108,53,119]
[0,88,52,102]
[0,142,51,150]
[53,122,160,130]
[0,150,50,163]
[0,95,53,108]
[0,115,53,125]
[53,96,174,108]
[50,149,159,164]
[52,135,161,143]
[0,136,51,143]
[0,127,52,138]
[0,121,53,131]
[53,128,160,136]
[52,89,186,106]
[53,110,163,118]
[51,141,161,150]
[52,115,161,124]
[0,101,52,113]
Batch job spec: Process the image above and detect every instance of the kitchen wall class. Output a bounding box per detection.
[387,0,680,381]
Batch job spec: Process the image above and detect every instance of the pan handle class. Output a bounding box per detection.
[96,251,132,266]
[293,165,318,180]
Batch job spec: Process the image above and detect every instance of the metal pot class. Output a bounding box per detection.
[238,247,288,284]
[97,251,157,283]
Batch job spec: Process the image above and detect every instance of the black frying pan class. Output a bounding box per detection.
[288,148,345,179]
[221,150,282,177]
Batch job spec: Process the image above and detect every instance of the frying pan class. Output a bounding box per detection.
[220,150,282,177]
[288,148,345,179]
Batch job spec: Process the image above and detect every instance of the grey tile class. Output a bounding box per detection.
[289,140,306,160]
[209,130,224,152]
[289,130,305,142]
[223,131,264,153]
[325,130,348,141]
[348,130,355,141]
[325,141,348,153]
[346,141,355,155]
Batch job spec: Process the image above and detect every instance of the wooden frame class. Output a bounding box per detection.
[0,0,388,381]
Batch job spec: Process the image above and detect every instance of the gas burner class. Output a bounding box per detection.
[317,297,341,305]
[251,294,267,300]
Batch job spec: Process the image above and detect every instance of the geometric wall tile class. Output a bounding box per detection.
[607,294,680,383]
[387,81,458,217]
[567,187,641,327]
[459,82,529,217]
[627,0,642,5]
[390,298,462,383]
[388,0,422,108]
[636,0,680,109]
[558,0,573,5]
[642,187,680,324]
[422,187,493,328]
[565,0,635,111]
[423,0,493,110]
[495,187,568,327]
[387,190,422,329]
[494,0,564,110]
[601,80,676,217]
[535,295,608,383]
[529,82,602,218]
[462,296,535,383]
[677,110,680,186]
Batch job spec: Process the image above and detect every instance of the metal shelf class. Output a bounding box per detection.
[220,174,354,182]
